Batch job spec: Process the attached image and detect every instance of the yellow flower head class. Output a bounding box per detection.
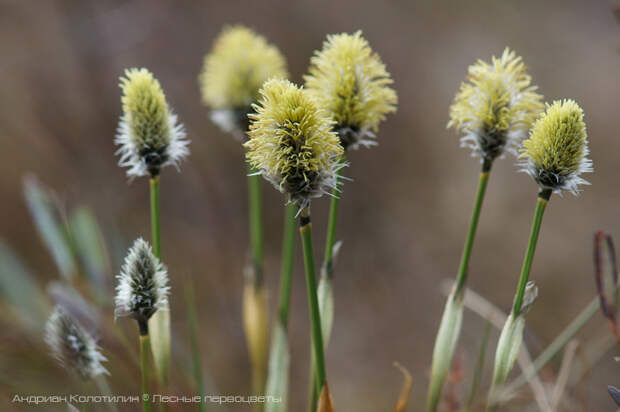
[304,31,397,150]
[116,68,188,177]
[199,25,288,139]
[520,99,592,195]
[448,48,543,164]
[244,79,345,208]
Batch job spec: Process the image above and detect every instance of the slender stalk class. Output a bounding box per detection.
[454,159,492,295]
[307,162,343,411]
[149,177,161,259]
[246,166,266,410]
[299,207,327,390]
[308,355,318,412]
[185,283,206,412]
[139,325,152,412]
[149,175,170,398]
[322,168,342,280]
[511,189,552,317]
[278,202,297,328]
[486,189,553,412]
[426,160,491,412]
[466,321,491,411]
[507,294,607,392]
[248,168,264,286]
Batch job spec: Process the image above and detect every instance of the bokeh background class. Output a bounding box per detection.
[1,0,620,410]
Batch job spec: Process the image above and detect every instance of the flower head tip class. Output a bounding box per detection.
[199,25,288,139]
[115,238,170,328]
[244,79,345,208]
[449,48,544,163]
[305,31,397,150]
[116,68,188,178]
[520,99,592,195]
[44,306,107,380]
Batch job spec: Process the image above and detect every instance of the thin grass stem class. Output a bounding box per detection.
[308,160,343,411]
[278,202,297,328]
[139,329,152,412]
[511,189,552,317]
[149,177,161,259]
[185,283,206,412]
[299,207,327,391]
[454,159,491,295]
[426,160,492,412]
[322,167,342,281]
[248,168,264,286]
[506,294,604,392]
[466,320,491,411]
[247,167,266,411]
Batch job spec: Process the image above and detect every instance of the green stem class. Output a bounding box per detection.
[308,358,318,412]
[307,162,343,412]
[454,159,492,295]
[508,294,600,391]
[511,189,552,317]
[279,202,297,328]
[426,161,491,412]
[149,177,161,259]
[185,283,206,412]
[248,168,264,286]
[299,207,327,390]
[322,170,342,280]
[140,331,152,412]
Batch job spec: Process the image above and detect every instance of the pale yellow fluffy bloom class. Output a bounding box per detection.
[520,99,592,194]
[116,68,188,177]
[448,48,543,163]
[244,79,344,207]
[305,31,397,149]
[199,25,288,110]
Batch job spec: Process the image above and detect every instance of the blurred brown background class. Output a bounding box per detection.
[1,0,620,410]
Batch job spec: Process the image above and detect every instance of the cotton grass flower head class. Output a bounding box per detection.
[304,31,397,150]
[520,99,592,195]
[115,238,170,331]
[244,78,344,209]
[116,68,188,178]
[448,48,544,164]
[199,25,289,140]
[44,306,107,380]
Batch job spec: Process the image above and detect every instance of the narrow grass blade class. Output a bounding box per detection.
[549,340,579,411]
[264,323,290,412]
[185,282,206,412]
[393,362,412,412]
[69,207,110,288]
[440,280,551,411]
[0,241,49,330]
[23,175,76,279]
[465,320,491,411]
